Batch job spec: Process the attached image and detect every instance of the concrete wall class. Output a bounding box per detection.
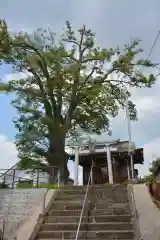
[0,188,46,239]
[16,189,56,240]
[132,184,160,240]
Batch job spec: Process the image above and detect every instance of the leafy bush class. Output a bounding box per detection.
[0,183,9,188]
[136,178,145,184]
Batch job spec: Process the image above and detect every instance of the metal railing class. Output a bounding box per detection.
[0,166,61,240]
[0,166,60,189]
[75,161,94,240]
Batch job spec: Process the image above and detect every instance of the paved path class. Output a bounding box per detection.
[133,184,160,240]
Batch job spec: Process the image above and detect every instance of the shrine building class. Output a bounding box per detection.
[68,140,144,185]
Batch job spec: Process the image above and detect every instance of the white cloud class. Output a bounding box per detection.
[137,137,160,177]
[131,80,160,114]
[3,72,31,82]
[0,135,18,170]
[134,95,160,113]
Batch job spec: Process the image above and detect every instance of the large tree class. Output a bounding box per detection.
[0,20,157,184]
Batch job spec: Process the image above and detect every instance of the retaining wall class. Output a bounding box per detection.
[0,188,46,239]
[147,183,160,209]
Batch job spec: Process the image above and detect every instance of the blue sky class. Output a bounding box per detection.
[0,64,16,140]
[1,0,160,181]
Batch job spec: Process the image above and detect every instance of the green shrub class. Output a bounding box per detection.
[0,183,9,188]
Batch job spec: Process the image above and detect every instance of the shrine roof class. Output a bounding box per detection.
[68,141,144,166]
[68,140,135,155]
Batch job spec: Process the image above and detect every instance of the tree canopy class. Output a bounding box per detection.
[0,20,158,183]
[0,19,11,64]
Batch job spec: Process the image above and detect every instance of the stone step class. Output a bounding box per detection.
[51,201,130,210]
[36,239,133,240]
[58,187,128,194]
[57,188,128,195]
[36,230,134,239]
[48,207,130,216]
[45,214,132,223]
[58,189,87,195]
[41,222,133,231]
[59,184,127,190]
[55,194,128,201]
[53,198,129,205]
[55,194,85,200]
[53,199,129,205]
[37,239,133,240]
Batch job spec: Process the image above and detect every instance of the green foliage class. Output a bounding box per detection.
[0,19,11,63]
[0,20,158,182]
[144,174,155,183]
[136,178,145,184]
[143,157,160,183]
[149,157,160,177]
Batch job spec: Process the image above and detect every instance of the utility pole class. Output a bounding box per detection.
[125,94,134,181]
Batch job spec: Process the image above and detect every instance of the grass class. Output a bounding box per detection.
[16,183,59,189]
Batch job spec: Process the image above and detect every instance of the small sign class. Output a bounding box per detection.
[110,147,118,151]
[128,142,135,153]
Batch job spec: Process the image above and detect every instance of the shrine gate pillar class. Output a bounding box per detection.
[105,145,114,184]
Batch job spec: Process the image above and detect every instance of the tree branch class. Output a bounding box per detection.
[81,66,98,86]
[65,26,86,128]
[12,41,58,115]
[27,67,53,119]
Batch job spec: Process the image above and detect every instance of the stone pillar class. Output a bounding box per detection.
[106,145,114,184]
[74,146,79,186]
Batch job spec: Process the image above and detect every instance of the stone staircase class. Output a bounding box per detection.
[35,185,134,239]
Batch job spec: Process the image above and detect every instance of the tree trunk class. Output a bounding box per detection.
[48,130,69,185]
[59,154,69,185]
[48,167,58,184]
